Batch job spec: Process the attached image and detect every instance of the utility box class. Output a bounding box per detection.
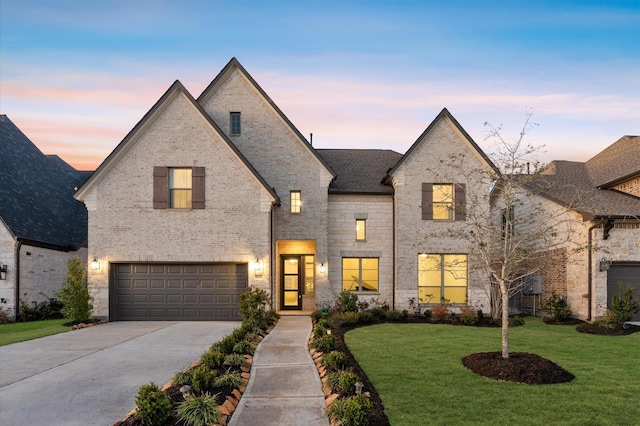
[523,276,543,294]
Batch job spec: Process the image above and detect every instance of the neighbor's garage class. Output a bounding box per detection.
[111,263,247,321]
[607,263,640,321]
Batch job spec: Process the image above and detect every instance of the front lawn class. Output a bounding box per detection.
[0,319,72,346]
[345,317,639,425]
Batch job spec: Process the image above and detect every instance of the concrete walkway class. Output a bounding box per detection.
[229,315,329,426]
[0,321,240,425]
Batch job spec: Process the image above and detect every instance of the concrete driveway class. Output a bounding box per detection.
[0,321,240,425]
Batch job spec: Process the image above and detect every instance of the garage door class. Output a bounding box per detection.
[111,263,247,321]
[607,263,640,322]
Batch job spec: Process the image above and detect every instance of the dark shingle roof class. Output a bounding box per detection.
[0,115,90,250]
[585,135,640,188]
[317,149,402,194]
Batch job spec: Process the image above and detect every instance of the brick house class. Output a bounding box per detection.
[516,136,640,321]
[74,58,500,321]
[0,115,90,320]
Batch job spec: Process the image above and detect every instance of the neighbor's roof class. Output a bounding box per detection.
[0,115,90,250]
[317,149,402,194]
[585,135,640,188]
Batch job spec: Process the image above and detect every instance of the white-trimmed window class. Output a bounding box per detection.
[418,254,467,303]
[342,258,378,292]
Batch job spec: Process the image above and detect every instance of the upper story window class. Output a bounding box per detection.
[153,166,205,210]
[342,257,379,292]
[356,219,366,241]
[230,112,241,135]
[290,190,301,213]
[422,183,466,221]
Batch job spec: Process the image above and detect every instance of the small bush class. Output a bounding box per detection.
[200,350,225,370]
[173,368,194,386]
[321,351,347,371]
[358,310,375,324]
[314,324,327,338]
[311,309,324,322]
[608,284,640,325]
[329,312,359,329]
[369,307,388,321]
[56,257,93,323]
[177,392,221,426]
[223,353,246,368]
[233,339,256,355]
[338,291,359,313]
[211,334,238,355]
[135,382,172,426]
[328,394,373,426]
[316,317,331,329]
[509,316,525,327]
[0,307,9,324]
[239,286,270,329]
[191,365,218,393]
[310,334,335,352]
[431,304,449,320]
[543,290,572,321]
[327,371,359,395]
[477,309,484,321]
[385,309,404,322]
[460,306,478,325]
[423,309,432,319]
[18,298,64,321]
[265,309,280,327]
[214,370,243,388]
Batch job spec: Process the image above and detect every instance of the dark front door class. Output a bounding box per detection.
[281,256,302,310]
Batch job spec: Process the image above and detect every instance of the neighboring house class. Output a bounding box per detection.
[73,58,499,321]
[518,136,640,321]
[0,115,90,320]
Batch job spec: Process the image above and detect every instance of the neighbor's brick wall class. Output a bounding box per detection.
[613,176,640,197]
[326,194,394,308]
[83,91,274,319]
[390,116,493,312]
[200,69,333,310]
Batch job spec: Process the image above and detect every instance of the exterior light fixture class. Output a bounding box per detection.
[179,385,192,400]
[599,258,611,272]
[0,262,7,280]
[254,258,263,278]
[91,257,100,271]
[319,262,326,274]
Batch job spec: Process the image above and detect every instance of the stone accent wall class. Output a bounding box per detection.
[326,194,394,308]
[84,90,274,319]
[0,222,16,318]
[390,116,493,312]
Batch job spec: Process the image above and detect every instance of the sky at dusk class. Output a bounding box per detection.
[1,0,639,170]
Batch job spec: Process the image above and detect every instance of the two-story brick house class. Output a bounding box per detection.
[75,58,498,321]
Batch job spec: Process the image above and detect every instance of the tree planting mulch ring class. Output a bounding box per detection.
[462,352,575,384]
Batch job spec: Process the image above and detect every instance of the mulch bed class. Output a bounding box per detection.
[576,322,640,336]
[462,352,575,384]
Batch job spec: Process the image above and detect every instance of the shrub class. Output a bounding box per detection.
[358,310,375,324]
[369,307,387,321]
[423,309,432,319]
[265,309,280,327]
[177,392,221,426]
[224,353,246,368]
[135,382,172,426]
[328,395,373,426]
[338,291,359,313]
[211,334,238,355]
[509,316,525,327]
[477,309,484,321]
[200,350,225,370]
[431,304,449,320]
[385,309,404,322]
[18,297,64,322]
[233,339,256,355]
[608,285,640,325]
[327,371,359,395]
[56,257,93,323]
[314,323,327,338]
[191,365,218,393]
[329,312,359,329]
[316,317,331,329]
[238,286,269,328]
[310,334,335,352]
[460,306,478,325]
[0,306,9,324]
[543,290,572,321]
[173,368,194,386]
[321,351,347,372]
[311,309,324,322]
[214,370,243,388]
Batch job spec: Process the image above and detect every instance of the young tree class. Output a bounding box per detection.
[57,257,93,323]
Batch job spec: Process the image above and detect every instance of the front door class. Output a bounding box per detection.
[281,256,302,310]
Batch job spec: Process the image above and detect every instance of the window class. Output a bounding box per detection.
[418,254,467,303]
[356,219,366,241]
[342,258,378,292]
[422,183,466,221]
[290,190,301,213]
[304,255,315,293]
[230,112,241,135]
[502,207,514,239]
[153,167,205,209]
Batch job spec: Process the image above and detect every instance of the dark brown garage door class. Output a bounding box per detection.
[607,263,640,322]
[111,263,247,321]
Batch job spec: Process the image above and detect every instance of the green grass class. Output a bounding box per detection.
[345,317,639,426]
[0,319,72,346]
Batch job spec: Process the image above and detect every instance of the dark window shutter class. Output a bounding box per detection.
[192,167,205,209]
[153,166,168,209]
[422,183,433,220]
[455,183,466,221]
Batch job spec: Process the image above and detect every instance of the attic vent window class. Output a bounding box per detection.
[230,112,241,135]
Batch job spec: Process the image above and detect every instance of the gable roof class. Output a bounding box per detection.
[386,108,500,178]
[197,57,336,180]
[317,149,402,194]
[0,115,89,250]
[585,135,639,188]
[74,80,280,205]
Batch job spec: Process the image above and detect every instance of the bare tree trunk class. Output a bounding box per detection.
[501,281,510,359]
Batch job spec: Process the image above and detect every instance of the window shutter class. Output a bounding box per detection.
[455,183,466,221]
[153,166,168,209]
[422,183,433,220]
[192,167,205,209]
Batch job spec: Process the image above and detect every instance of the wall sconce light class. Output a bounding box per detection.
[599,258,611,272]
[319,262,326,275]
[91,257,100,271]
[254,258,263,278]
[0,262,7,280]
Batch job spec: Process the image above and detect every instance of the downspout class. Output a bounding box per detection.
[270,207,275,310]
[14,239,22,321]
